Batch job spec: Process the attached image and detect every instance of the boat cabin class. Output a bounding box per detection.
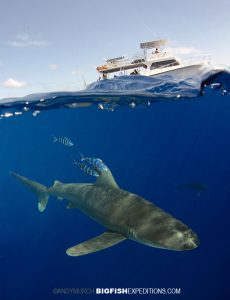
[96,39,181,79]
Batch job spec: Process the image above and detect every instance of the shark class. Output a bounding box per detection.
[174,180,208,197]
[10,164,199,256]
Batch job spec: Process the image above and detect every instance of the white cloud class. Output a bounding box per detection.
[3,78,27,88]
[6,33,51,48]
[71,69,81,76]
[48,64,59,70]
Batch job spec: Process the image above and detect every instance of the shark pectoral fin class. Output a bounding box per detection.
[66,231,126,256]
[66,202,78,209]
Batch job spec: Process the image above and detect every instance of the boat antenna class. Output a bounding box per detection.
[80,72,87,88]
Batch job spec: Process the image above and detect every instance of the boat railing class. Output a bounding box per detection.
[130,52,145,64]
[181,54,211,66]
[125,50,169,63]
[146,52,167,61]
[107,58,129,67]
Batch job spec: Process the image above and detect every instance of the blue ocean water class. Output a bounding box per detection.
[0,69,230,300]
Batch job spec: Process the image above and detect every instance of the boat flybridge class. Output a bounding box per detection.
[96,39,210,80]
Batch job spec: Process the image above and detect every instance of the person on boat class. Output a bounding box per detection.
[155,48,160,53]
[102,73,107,79]
[130,69,139,75]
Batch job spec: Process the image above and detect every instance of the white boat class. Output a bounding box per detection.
[96,39,211,80]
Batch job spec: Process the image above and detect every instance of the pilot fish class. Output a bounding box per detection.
[73,160,100,177]
[53,136,74,147]
[79,153,108,171]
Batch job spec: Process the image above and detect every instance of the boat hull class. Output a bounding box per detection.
[149,64,208,80]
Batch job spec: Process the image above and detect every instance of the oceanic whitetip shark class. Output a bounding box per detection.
[10,161,199,256]
[174,180,208,197]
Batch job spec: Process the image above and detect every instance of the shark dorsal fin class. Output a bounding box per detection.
[53,180,63,187]
[95,169,119,189]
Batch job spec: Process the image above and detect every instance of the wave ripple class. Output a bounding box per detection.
[0,67,229,118]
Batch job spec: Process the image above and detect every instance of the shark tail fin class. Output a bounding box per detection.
[10,171,49,212]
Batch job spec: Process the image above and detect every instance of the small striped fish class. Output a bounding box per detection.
[73,160,100,177]
[79,153,108,171]
[53,136,74,147]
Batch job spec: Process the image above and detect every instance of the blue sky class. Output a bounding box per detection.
[0,0,229,98]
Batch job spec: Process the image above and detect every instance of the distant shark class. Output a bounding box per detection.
[174,180,208,197]
[11,164,199,256]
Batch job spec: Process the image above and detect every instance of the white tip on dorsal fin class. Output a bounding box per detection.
[95,168,119,189]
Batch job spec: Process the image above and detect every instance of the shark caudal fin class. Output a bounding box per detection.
[10,172,49,212]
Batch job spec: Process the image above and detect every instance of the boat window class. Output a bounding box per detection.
[132,58,145,64]
[150,59,179,70]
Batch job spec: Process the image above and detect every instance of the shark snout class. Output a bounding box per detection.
[181,230,200,250]
[159,227,200,251]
